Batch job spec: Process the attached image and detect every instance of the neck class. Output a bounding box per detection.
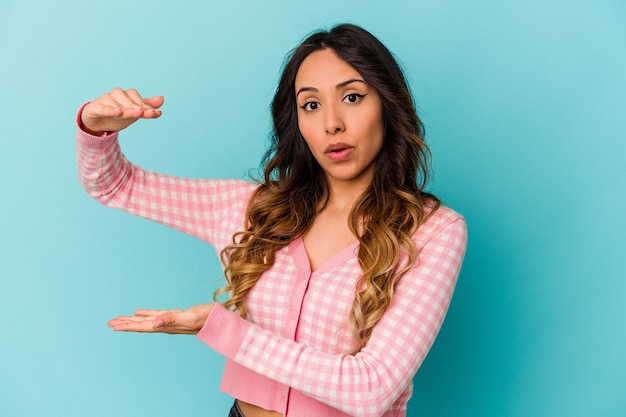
[324,177,371,214]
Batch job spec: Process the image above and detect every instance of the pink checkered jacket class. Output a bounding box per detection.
[76,117,467,417]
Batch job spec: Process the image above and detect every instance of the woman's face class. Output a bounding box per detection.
[295,48,384,190]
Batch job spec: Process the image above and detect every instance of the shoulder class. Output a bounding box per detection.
[414,203,467,249]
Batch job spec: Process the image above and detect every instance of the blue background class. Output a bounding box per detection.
[1,1,625,416]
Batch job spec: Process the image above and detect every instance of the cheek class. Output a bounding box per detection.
[366,112,385,145]
[359,101,384,133]
[297,119,317,151]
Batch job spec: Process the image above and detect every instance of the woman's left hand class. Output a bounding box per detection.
[107,303,214,335]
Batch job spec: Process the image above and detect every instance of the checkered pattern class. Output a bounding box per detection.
[76,129,254,251]
[77,127,467,417]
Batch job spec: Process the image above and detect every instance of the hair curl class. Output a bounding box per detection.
[214,24,439,354]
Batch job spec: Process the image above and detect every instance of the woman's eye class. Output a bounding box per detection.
[344,93,365,103]
[300,101,320,111]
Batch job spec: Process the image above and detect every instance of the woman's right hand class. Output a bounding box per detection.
[80,88,165,136]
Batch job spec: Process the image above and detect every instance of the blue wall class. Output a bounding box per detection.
[1,1,624,416]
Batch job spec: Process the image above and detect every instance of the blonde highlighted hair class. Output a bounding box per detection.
[214,24,439,354]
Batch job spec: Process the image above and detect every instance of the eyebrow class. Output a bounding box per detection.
[296,78,367,98]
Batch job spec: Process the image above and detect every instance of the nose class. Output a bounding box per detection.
[324,103,345,135]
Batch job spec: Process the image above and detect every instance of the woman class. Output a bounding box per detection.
[77,24,467,417]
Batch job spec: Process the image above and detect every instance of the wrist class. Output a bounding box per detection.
[79,121,106,137]
[77,101,107,137]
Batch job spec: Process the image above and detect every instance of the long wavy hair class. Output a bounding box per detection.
[214,23,439,354]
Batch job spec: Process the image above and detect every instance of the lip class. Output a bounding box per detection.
[324,142,353,162]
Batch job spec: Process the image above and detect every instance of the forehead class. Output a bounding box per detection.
[295,49,362,88]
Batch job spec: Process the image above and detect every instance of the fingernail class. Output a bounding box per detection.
[153,320,163,329]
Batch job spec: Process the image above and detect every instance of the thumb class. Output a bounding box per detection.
[144,95,165,109]
[152,312,175,329]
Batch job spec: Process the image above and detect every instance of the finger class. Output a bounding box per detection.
[134,308,182,316]
[125,88,159,111]
[119,315,156,322]
[140,108,162,119]
[138,95,164,119]
[107,316,152,328]
[103,105,124,117]
[109,87,139,108]
[108,316,154,329]
[144,96,165,109]
[152,312,178,329]
[108,312,158,322]
[119,88,163,116]
[83,100,142,125]
[115,97,161,119]
[82,100,122,119]
[110,319,158,333]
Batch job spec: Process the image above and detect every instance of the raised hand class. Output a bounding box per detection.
[107,303,214,335]
[80,87,165,136]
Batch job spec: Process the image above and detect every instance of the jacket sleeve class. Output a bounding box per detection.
[197,216,467,417]
[75,109,256,246]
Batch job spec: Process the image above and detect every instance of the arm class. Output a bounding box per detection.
[114,216,467,417]
[76,88,256,243]
[198,218,467,417]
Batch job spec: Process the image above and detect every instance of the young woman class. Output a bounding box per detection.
[77,24,466,417]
